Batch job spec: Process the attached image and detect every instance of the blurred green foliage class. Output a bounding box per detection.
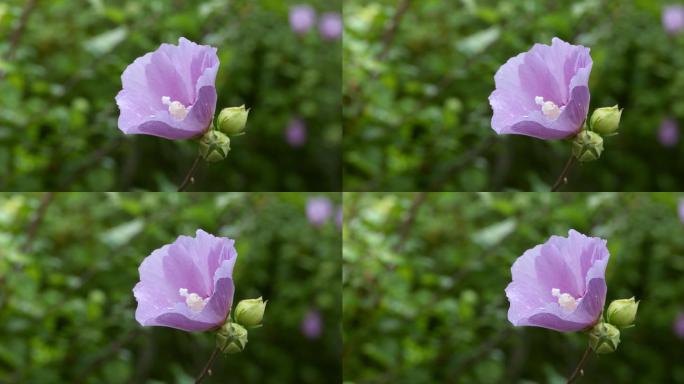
[0,0,340,191]
[344,0,684,191]
[0,192,341,383]
[343,192,684,383]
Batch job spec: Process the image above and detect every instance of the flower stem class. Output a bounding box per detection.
[566,344,592,384]
[178,153,202,192]
[551,153,577,192]
[195,347,220,384]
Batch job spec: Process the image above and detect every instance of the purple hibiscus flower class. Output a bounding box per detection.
[505,229,609,332]
[116,37,219,140]
[286,118,307,147]
[659,118,679,147]
[133,229,237,332]
[290,5,316,35]
[301,309,323,339]
[306,197,333,227]
[663,5,684,35]
[319,13,342,40]
[489,38,593,140]
[675,312,684,338]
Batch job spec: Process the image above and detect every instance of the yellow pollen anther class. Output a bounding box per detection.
[535,96,562,121]
[179,288,209,313]
[551,288,578,312]
[162,96,189,121]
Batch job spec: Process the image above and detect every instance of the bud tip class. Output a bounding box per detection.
[234,297,267,328]
[217,105,250,136]
[590,105,623,136]
[607,297,639,329]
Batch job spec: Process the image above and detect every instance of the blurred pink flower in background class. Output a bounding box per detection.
[301,309,323,339]
[289,5,316,35]
[675,312,684,338]
[286,118,307,147]
[319,13,342,40]
[306,197,333,227]
[663,5,684,35]
[658,118,679,147]
[678,199,684,223]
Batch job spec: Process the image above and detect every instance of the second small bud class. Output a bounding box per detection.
[199,130,231,162]
[589,322,621,354]
[216,322,249,354]
[572,130,604,162]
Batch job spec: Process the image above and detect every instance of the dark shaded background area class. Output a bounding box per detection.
[344,0,684,191]
[343,192,684,383]
[0,0,340,191]
[0,192,341,383]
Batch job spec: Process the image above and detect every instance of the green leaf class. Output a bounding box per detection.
[99,219,144,247]
[472,218,516,247]
[456,27,501,57]
[84,27,128,55]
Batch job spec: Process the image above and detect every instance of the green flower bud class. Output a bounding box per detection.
[234,297,267,328]
[590,105,622,136]
[572,130,604,162]
[589,322,620,354]
[199,130,231,162]
[216,322,248,354]
[606,297,639,329]
[217,105,249,136]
